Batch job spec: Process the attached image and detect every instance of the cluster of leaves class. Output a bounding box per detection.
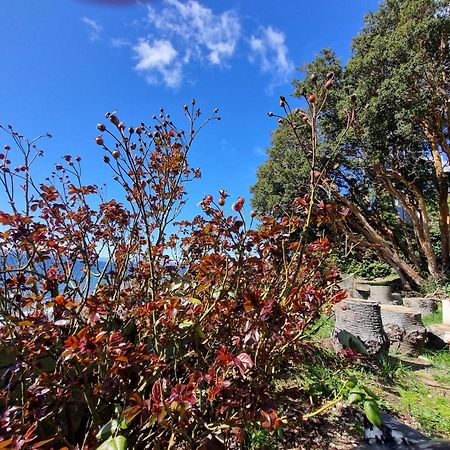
[0,103,344,448]
[332,247,393,280]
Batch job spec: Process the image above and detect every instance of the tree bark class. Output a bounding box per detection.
[333,298,389,357]
[369,285,393,304]
[422,126,449,271]
[377,166,439,277]
[402,297,438,316]
[335,191,425,287]
[380,304,426,355]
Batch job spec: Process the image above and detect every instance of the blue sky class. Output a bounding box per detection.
[0,0,380,220]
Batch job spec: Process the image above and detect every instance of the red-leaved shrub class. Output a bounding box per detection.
[0,102,345,449]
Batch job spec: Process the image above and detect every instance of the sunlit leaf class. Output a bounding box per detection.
[364,400,382,428]
[96,435,127,450]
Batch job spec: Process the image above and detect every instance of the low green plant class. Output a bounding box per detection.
[421,277,450,297]
[292,357,343,398]
[302,376,382,428]
[246,427,277,450]
[309,314,334,340]
[375,356,406,383]
[332,249,394,281]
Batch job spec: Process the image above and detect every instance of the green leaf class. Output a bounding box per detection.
[347,392,364,405]
[195,324,206,339]
[364,400,382,428]
[188,297,202,305]
[96,436,127,450]
[349,386,366,396]
[96,420,119,441]
[179,320,194,329]
[337,330,369,356]
[362,385,379,400]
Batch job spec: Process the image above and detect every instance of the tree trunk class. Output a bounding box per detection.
[333,298,389,357]
[378,166,439,277]
[380,304,426,355]
[402,297,438,316]
[422,128,449,271]
[369,285,393,304]
[335,192,425,287]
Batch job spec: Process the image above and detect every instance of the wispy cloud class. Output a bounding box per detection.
[82,16,103,42]
[112,0,293,90]
[133,39,182,88]
[111,37,131,48]
[147,0,241,65]
[134,0,240,87]
[249,26,294,88]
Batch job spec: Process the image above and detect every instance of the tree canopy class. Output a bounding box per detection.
[251,0,450,288]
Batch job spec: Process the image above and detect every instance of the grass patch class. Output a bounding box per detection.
[295,311,450,439]
[365,274,401,285]
[290,329,450,439]
[365,352,450,437]
[423,349,450,385]
[310,314,334,340]
[396,379,450,437]
[422,305,443,326]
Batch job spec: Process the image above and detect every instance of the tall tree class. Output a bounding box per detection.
[252,0,450,288]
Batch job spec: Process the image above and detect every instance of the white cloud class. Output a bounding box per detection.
[131,0,240,88]
[147,0,240,65]
[82,17,103,42]
[121,1,294,90]
[133,39,182,88]
[249,26,294,87]
[111,37,131,48]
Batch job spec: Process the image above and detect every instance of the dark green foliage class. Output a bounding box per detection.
[332,247,394,280]
[251,122,310,215]
[252,0,450,288]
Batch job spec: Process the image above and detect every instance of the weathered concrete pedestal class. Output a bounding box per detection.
[391,292,403,305]
[333,298,389,357]
[339,274,364,298]
[427,324,450,349]
[426,298,450,349]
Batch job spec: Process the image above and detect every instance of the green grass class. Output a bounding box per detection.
[309,314,334,340]
[361,352,450,438]
[396,379,450,437]
[424,348,450,365]
[290,310,450,440]
[422,305,443,326]
[423,349,450,385]
[285,335,450,439]
[365,274,401,285]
